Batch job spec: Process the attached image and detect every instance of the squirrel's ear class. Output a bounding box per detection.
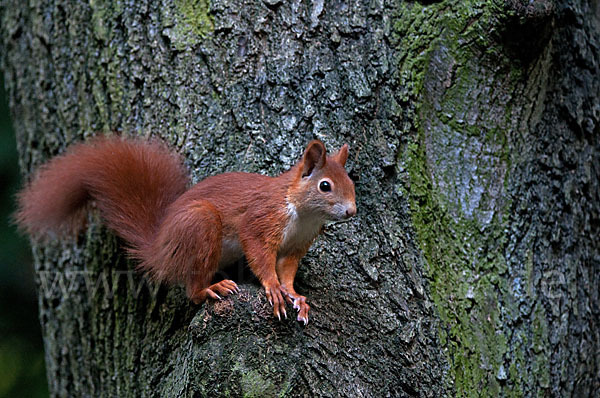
[334,144,349,167]
[301,140,327,177]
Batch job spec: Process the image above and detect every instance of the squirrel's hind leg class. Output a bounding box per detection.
[180,200,222,303]
[147,198,231,304]
[176,200,238,304]
[190,279,240,303]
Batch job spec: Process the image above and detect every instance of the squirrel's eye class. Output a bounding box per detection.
[319,180,332,192]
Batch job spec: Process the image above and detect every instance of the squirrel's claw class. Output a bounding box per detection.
[292,296,310,326]
[265,283,287,321]
[202,288,222,301]
[207,280,239,299]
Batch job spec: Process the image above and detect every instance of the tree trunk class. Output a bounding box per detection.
[1,0,598,396]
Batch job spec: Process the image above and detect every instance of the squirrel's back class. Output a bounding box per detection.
[16,136,189,252]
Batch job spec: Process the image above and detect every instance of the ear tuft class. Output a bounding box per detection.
[301,140,327,177]
[334,144,349,166]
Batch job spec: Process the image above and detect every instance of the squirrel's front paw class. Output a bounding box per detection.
[280,287,310,326]
[292,296,310,325]
[264,282,287,321]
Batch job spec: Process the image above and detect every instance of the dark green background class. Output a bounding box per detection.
[0,72,48,397]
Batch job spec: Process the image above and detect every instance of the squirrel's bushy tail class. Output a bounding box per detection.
[16,136,189,254]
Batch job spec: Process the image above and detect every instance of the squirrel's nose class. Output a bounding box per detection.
[345,204,357,218]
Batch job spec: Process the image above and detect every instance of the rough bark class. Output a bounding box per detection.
[1,0,598,397]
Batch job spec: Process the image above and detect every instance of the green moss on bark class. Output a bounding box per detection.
[396,0,552,395]
[176,0,213,36]
[405,138,514,396]
[166,0,214,50]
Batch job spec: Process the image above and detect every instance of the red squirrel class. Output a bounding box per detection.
[16,136,356,324]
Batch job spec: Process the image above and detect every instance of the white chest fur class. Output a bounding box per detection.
[280,202,323,255]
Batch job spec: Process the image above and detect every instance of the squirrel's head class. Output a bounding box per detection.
[289,140,356,221]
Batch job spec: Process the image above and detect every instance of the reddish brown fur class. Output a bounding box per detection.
[16,136,356,323]
[16,136,188,249]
